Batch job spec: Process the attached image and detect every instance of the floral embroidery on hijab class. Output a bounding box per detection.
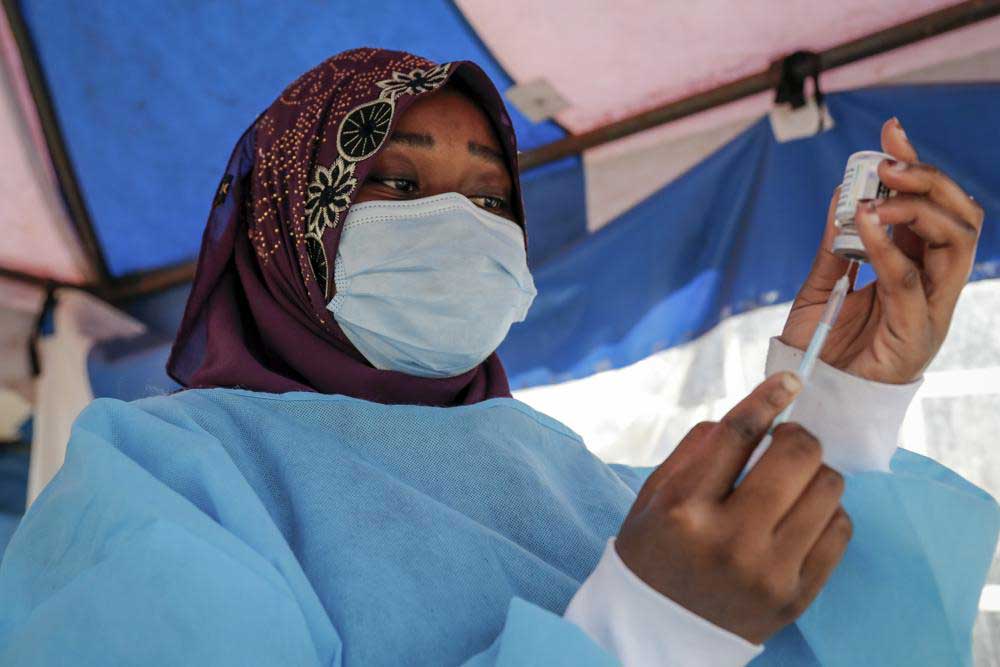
[337,100,394,161]
[302,60,454,295]
[304,157,357,298]
[376,64,451,102]
[305,235,331,298]
[306,158,357,236]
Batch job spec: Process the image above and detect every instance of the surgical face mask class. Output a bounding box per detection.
[328,192,537,378]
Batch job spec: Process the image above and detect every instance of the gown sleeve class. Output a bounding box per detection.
[606,452,997,666]
[588,339,1000,667]
[463,597,618,667]
[600,339,998,666]
[762,338,999,664]
[563,538,763,667]
[788,449,999,666]
[762,337,922,474]
[0,398,619,667]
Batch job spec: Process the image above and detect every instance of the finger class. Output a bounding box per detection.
[727,423,824,528]
[875,195,979,259]
[877,161,984,234]
[875,196,977,323]
[641,420,717,499]
[797,509,853,603]
[791,188,855,306]
[880,117,918,163]
[855,202,929,332]
[892,223,925,265]
[773,465,845,565]
[690,372,802,499]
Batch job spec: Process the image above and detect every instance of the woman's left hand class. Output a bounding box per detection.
[780,117,985,384]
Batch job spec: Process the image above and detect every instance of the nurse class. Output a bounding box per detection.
[0,48,994,666]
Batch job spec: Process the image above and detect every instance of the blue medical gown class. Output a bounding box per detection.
[0,389,995,666]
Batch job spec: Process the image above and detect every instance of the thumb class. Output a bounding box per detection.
[795,187,853,301]
[881,117,919,163]
[854,200,927,330]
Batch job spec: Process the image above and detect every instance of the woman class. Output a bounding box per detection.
[0,48,995,666]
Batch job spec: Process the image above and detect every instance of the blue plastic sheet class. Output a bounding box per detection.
[500,85,1000,388]
[0,447,28,559]
[20,1,564,276]
[87,333,180,402]
[521,156,588,268]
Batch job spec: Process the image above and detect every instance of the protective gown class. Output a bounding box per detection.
[0,388,996,666]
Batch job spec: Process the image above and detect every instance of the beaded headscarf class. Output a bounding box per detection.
[168,48,526,405]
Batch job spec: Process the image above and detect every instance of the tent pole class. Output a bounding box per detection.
[0,262,195,303]
[99,261,198,302]
[2,0,112,285]
[518,0,1000,170]
[0,267,69,290]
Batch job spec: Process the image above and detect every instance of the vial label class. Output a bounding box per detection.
[834,150,894,227]
[832,150,895,263]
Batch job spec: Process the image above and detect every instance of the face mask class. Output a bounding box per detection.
[327,193,537,378]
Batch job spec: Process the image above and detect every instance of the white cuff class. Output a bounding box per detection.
[764,337,922,474]
[564,538,763,667]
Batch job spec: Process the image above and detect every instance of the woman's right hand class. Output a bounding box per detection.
[615,373,853,645]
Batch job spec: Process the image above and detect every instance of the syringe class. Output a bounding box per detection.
[769,260,858,433]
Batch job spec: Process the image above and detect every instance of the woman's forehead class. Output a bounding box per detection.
[392,87,503,150]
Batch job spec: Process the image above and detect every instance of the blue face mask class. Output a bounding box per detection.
[328,193,537,378]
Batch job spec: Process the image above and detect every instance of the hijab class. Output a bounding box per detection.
[167,48,526,406]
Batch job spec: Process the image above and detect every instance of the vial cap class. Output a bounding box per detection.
[832,233,868,262]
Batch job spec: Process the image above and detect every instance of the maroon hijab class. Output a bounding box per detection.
[167,48,526,406]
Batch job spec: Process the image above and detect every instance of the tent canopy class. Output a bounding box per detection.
[3,0,999,284]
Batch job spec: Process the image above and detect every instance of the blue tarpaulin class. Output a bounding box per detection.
[0,447,28,555]
[19,0,564,276]
[78,84,1000,393]
[499,85,1000,387]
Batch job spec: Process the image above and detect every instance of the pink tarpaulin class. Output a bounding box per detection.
[0,10,88,287]
[458,0,997,133]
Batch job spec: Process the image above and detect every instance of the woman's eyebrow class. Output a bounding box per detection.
[389,131,435,147]
[389,131,505,167]
[467,141,505,166]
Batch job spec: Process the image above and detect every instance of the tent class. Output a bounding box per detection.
[2,1,999,659]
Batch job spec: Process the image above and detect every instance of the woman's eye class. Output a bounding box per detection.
[470,195,508,212]
[374,177,418,193]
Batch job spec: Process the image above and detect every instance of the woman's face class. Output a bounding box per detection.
[353,86,516,222]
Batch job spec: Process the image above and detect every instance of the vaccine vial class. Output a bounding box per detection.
[833,151,896,262]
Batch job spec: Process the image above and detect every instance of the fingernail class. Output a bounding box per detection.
[887,159,908,172]
[892,116,907,140]
[781,372,802,395]
[860,205,882,227]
